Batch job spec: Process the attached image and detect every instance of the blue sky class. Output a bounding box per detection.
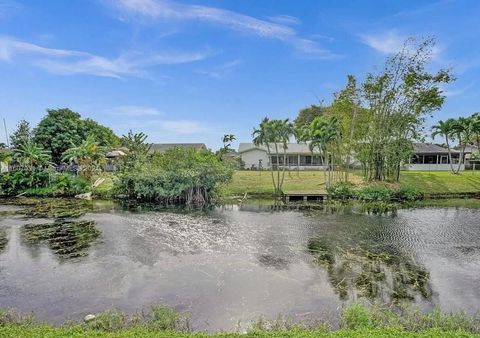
[0,0,479,149]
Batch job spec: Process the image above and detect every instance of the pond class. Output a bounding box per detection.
[0,199,479,331]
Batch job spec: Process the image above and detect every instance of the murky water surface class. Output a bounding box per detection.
[0,200,479,331]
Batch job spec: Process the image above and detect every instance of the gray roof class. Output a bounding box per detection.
[413,143,460,154]
[238,143,319,155]
[149,143,206,154]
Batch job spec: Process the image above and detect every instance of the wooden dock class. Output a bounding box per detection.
[284,191,328,202]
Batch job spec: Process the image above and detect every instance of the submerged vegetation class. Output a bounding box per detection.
[22,220,100,259]
[308,240,430,301]
[1,303,480,337]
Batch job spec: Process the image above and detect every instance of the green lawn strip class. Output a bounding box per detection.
[224,170,480,197]
[0,327,477,338]
[400,171,480,194]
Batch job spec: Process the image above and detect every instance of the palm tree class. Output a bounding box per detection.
[275,119,295,189]
[253,118,277,194]
[307,116,340,187]
[450,117,475,174]
[13,140,51,170]
[62,135,106,178]
[431,119,456,173]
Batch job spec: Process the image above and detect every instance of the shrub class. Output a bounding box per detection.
[327,182,356,201]
[393,186,423,202]
[341,304,372,330]
[0,170,89,197]
[355,186,393,202]
[115,147,233,204]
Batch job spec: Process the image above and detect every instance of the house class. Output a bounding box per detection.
[0,148,10,173]
[148,143,206,154]
[238,143,325,170]
[455,144,479,169]
[405,143,465,171]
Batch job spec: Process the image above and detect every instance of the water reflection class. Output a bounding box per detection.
[0,227,7,253]
[307,239,430,302]
[21,220,100,260]
[0,200,479,331]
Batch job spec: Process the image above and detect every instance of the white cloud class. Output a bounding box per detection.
[108,0,337,59]
[111,105,163,116]
[360,30,442,62]
[267,15,301,26]
[0,35,212,78]
[360,30,409,54]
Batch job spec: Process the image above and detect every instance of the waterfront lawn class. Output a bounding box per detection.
[0,327,477,338]
[226,170,480,197]
[226,170,362,196]
[400,171,480,194]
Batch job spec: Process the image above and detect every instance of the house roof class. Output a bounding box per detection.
[413,143,460,154]
[238,143,319,155]
[149,143,206,154]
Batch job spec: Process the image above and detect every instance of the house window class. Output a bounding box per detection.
[300,155,312,165]
[441,156,448,164]
[312,156,322,165]
[424,155,437,164]
[288,155,298,165]
[412,155,422,164]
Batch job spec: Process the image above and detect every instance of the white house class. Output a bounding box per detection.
[238,143,326,170]
[405,143,465,171]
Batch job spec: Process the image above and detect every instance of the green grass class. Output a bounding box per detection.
[225,170,362,196]
[1,303,480,338]
[224,170,480,197]
[0,327,477,338]
[400,171,480,194]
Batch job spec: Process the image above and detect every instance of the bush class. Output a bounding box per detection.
[0,170,89,197]
[115,148,233,204]
[327,182,355,201]
[392,186,423,202]
[355,186,393,202]
[327,184,423,203]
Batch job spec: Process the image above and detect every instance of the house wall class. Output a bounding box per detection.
[240,149,328,170]
[405,163,465,171]
[240,149,269,169]
[0,162,8,173]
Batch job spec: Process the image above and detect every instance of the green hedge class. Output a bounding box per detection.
[327,183,423,202]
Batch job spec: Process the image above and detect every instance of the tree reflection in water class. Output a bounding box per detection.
[21,220,100,260]
[308,238,431,302]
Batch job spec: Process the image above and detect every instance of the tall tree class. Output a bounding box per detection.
[294,104,327,130]
[10,119,32,149]
[252,118,294,197]
[81,118,120,148]
[431,119,457,173]
[358,37,453,181]
[33,108,84,163]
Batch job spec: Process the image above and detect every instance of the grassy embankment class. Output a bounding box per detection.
[225,170,480,197]
[0,327,477,337]
[1,303,480,338]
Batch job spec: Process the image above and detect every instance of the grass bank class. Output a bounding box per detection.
[1,304,480,338]
[0,327,477,337]
[225,170,480,198]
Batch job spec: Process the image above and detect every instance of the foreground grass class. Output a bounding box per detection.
[0,326,478,338]
[1,304,480,338]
